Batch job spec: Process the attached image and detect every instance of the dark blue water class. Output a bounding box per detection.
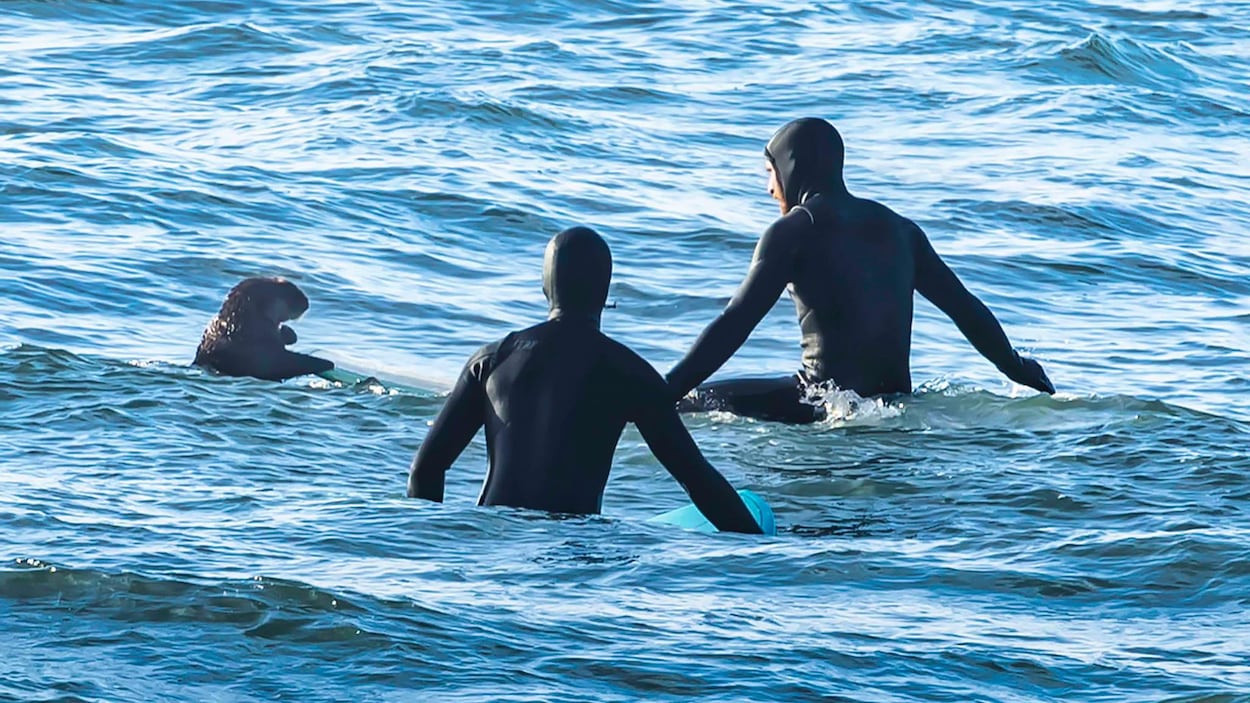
[3,1,1249,701]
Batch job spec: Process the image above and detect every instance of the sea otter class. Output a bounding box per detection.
[194,277,335,381]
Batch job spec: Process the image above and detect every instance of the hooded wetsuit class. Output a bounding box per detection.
[408,226,763,534]
[667,118,1054,423]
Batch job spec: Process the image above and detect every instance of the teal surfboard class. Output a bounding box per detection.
[648,489,776,536]
[315,368,426,395]
[316,368,381,386]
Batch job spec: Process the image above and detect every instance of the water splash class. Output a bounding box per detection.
[800,380,907,427]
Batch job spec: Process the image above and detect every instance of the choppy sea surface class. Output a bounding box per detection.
[2,1,1249,701]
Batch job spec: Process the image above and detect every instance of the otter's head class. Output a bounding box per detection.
[218,277,311,326]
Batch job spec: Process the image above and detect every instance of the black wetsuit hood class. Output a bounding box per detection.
[765,117,846,209]
[543,226,612,321]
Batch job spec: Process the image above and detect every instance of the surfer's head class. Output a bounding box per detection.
[543,226,612,322]
[765,117,846,213]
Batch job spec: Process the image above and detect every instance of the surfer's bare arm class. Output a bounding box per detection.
[408,352,488,501]
[911,222,1054,394]
[665,219,797,399]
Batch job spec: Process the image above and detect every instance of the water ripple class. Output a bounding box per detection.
[3,0,1250,700]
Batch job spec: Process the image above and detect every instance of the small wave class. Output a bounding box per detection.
[0,343,95,374]
[1092,8,1211,23]
[864,381,1223,432]
[518,82,681,110]
[39,21,306,66]
[691,376,1239,436]
[1160,694,1250,703]
[397,90,592,135]
[937,198,1142,242]
[1027,32,1199,88]
[0,560,435,651]
[2,559,358,617]
[0,344,203,381]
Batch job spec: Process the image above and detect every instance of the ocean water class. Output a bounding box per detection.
[2,0,1249,700]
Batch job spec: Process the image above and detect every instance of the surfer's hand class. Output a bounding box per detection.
[1013,356,1055,395]
[279,324,298,346]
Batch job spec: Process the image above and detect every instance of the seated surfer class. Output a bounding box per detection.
[667,117,1055,424]
[407,226,762,534]
[194,276,335,382]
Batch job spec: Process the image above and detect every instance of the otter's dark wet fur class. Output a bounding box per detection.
[194,277,334,381]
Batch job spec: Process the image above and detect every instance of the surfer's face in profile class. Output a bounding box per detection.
[766,159,787,215]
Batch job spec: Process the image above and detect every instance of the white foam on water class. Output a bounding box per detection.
[801,380,907,427]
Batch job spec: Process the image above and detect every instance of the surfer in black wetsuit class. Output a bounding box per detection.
[407,226,763,534]
[667,117,1055,423]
